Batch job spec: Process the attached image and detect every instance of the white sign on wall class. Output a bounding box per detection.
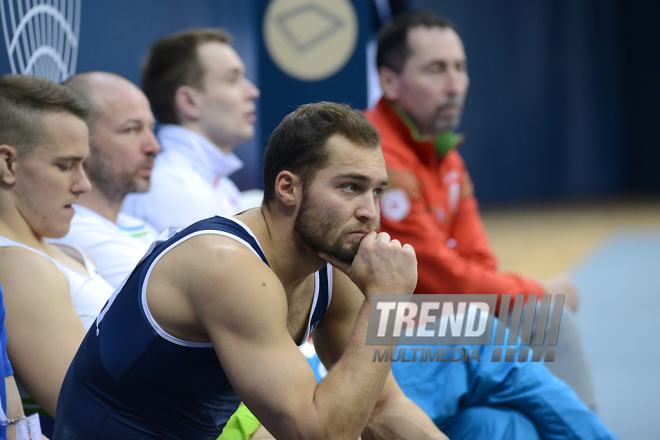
[1,0,81,82]
[263,0,358,82]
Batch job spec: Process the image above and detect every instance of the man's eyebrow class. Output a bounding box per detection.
[120,118,154,126]
[54,155,85,162]
[226,66,244,77]
[333,173,389,186]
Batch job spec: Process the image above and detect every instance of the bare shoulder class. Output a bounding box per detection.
[0,247,85,416]
[0,246,70,303]
[157,233,287,325]
[173,233,277,290]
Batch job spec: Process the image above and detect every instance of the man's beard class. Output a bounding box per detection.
[431,113,462,134]
[430,99,464,134]
[293,191,379,264]
[85,148,150,202]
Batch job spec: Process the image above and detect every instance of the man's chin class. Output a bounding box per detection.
[433,119,461,134]
[133,181,152,194]
[324,245,359,265]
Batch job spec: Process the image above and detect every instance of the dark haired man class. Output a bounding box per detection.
[122,28,260,232]
[0,74,113,417]
[365,10,595,408]
[54,102,447,440]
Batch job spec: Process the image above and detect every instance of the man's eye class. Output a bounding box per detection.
[342,183,357,192]
[57,163,74,172]
[427,63,447,74]
[373,188,384,198]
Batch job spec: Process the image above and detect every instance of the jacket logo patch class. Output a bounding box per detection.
[386,168,422,199]
[380,188,411,222]
[448,182,460,214]
[442,170,461,184]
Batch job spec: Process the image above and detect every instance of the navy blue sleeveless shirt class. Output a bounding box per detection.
[54,216,333,440]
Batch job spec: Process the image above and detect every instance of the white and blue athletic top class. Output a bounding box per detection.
[54,216,333,440]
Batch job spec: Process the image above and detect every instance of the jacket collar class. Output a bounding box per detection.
[376,98,464,163]
[157,124,243,183]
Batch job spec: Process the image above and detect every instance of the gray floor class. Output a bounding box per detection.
[572,231,660,440]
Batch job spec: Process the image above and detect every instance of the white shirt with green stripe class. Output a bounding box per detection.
[50,204,159,289]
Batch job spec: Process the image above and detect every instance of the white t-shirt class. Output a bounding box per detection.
[50,205,158,289]
[121,124,244,232]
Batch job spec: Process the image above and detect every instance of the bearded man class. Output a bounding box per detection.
[53,102,447,440]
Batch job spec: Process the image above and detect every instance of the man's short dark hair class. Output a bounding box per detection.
[262,102,381,205]
[377,10,457,74]
[0,74,89,156]
[142,28,232,125]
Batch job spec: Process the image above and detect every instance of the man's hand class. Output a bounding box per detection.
[540,274,580,312]
[320,231,418,298]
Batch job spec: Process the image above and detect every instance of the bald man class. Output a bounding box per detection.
[52,72,161,288]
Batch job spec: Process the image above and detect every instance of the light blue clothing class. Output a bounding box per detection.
[391,342,616,440]
[303,319,617,440]
[439,406,541,440]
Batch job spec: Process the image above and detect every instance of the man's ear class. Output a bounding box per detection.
[379,66,400,101]
[0,144,18,185]
[274,171,301,207]
[174,85,202,121]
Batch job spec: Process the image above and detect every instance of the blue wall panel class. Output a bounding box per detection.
[256,0,372,159]
[2,1,658,200]
[1,0,263,190]
[409,0,628,203]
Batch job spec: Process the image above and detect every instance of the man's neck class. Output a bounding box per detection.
[0,196,48,248]
[179,122,234,155]
[76,187,123,224]
[237,207,326,295]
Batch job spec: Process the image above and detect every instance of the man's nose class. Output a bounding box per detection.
[356,193,379,223]
[445,68,467,97]
[245,78,260,100]
[143,129,161,155]
[72,167,92,194]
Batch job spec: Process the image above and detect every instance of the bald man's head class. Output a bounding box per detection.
[64,72,142,132]
[64,72,160,202]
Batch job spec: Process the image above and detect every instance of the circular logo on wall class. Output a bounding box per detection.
[263,0,358,81]
[1,0,81,82]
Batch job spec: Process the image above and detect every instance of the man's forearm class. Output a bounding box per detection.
[5,375,26,440]
[362,395,448,440]
[312,299,394,439]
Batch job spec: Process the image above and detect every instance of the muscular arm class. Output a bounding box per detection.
[313,268,447,440]
[0,250,86,416]
[181,232,416,440]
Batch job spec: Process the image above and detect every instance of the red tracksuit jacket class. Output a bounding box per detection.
[365,98,543,306]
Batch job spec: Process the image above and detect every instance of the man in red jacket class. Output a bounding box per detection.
[365,10,596,410]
